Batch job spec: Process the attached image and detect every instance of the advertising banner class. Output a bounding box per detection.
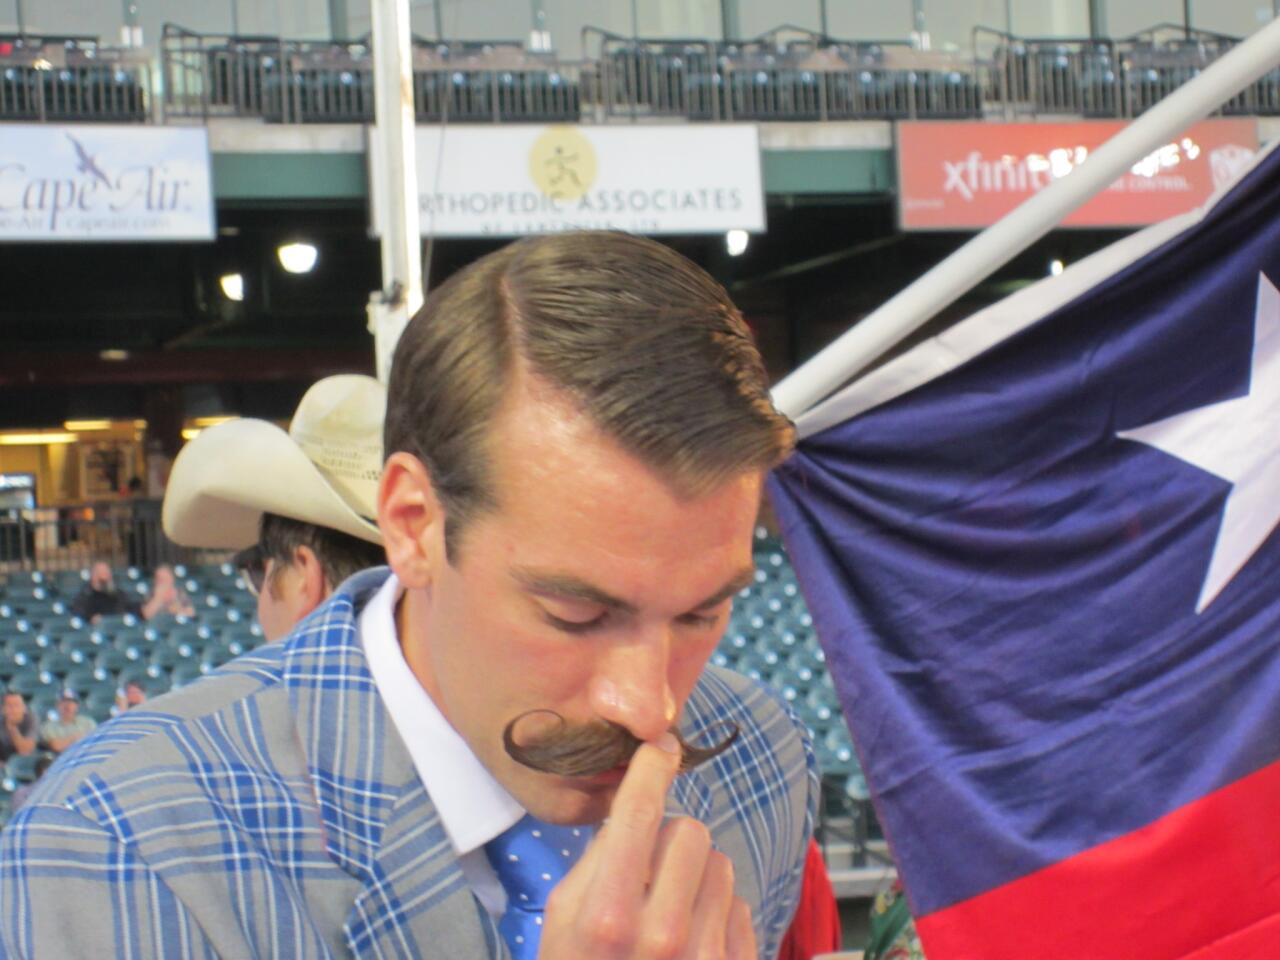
[897,119,1259,229]
[0,124,215,241]
[370,124,765,237]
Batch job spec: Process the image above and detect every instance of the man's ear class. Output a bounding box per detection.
[292,544,328,613]
[378,451,445,588]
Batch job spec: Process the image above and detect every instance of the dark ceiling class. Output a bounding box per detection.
[0,195,1127,430]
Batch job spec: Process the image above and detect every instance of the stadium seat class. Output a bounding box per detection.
[3,752,45,784]
[36,650,76,681]
[169,661,204,688]
[29,690,57,723]
[4,632,48,663]
[5,668,42,697]
[62,665,101,694]
[95,647,140,679]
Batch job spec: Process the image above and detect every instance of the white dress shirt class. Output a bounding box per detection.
[359,573,525,916]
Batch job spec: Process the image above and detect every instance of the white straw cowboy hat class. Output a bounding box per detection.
[162,374,385,549]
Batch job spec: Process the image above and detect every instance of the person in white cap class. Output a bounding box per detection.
[161,374,387,640]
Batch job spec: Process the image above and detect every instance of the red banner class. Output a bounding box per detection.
[897,119,1259,230]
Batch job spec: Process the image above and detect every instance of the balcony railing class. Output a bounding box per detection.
[3,22,1280,126]
[0,33,150,122]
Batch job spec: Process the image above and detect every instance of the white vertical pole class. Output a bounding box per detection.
[367,0,423,383]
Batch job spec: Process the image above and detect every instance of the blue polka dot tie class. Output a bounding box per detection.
[485,815,591,959]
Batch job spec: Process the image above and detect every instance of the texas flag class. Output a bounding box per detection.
[769,140,1280,958]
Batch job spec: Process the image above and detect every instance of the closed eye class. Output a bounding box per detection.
[543,611,609,635]
[676,611,723,629]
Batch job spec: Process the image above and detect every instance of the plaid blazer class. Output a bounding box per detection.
[0,569,818,959]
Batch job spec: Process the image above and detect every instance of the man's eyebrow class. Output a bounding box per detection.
[512,568,638,615]
[691,568,757,611]
[512,566,757,616]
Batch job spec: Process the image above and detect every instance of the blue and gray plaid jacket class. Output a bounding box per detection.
[0,568,818,959]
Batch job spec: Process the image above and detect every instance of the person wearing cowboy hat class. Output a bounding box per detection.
[161,373,387,640]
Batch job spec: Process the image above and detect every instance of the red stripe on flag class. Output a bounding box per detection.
[915,759,1280,960]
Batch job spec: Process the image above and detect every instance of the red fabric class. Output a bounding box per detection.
[916,759,1280,960]
[777,839,842,960]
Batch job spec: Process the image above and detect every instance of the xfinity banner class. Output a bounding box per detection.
[0,124,214,241]
[370,124,765,237]
[897,118,1259,229]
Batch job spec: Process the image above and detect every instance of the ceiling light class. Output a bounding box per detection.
[191,415,238,428]
[64,420,113,431]
[99,349,130,361]
[1049,258,1065,276]
[277,241,318,274]
[0,432,78,446]
[219,272,245,301]
[725,229,749,257]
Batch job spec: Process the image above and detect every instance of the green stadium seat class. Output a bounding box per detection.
[83,686,119,723]
[5,668,42,697]
[200,639,244,670]
[169,662,204,688]
[62,666,100,695]
[29,690,57,723]
[149,644,197,672]
[37,650,76,680]
[3,751,47,784]
[4,633,48,663]
[94,648,139,678]
[116,663,153,687]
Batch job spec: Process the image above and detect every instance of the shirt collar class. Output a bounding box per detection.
[359,573,524,854]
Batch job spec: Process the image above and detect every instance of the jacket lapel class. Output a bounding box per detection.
[282,569,504,959]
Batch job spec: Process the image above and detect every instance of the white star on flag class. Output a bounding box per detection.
[1118,271,1280,613]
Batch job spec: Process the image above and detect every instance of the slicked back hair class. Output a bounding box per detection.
[384,231,795,559]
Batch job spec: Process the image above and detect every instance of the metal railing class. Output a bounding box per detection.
[0,33,150,122]
[581,25,980,123]
[973,23,1278,119]
[0,500,224,576]
[413,41,582,123]
[8,21,1280,126]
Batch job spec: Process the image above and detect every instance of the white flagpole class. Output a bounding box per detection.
[771,16,1280,419]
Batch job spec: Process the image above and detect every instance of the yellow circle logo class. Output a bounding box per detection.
[528,126,597,201]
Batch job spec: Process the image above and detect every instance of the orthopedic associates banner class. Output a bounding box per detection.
[0,124,214,241]
[770,142,1280,958]
[368,124,765,237]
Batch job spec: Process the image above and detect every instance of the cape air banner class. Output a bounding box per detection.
[769,142,1280,958]
[0,124,214,241]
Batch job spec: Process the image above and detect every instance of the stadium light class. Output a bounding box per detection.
[277,241,319,274]
[219,272,245,302]
[725,230,750,257]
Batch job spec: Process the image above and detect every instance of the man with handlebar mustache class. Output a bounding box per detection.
[0,231,819,960]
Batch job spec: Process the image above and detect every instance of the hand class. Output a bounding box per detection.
[539,735,756,959]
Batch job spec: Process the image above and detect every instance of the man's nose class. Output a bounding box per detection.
[587,627,677,744]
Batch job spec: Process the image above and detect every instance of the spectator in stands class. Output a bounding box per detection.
[39,689,96,754]
[161,374,387,642]
[9,754,53,812]
[0,233,815,959]
[139,564,194,621]
[115,679,147,713]
[0,691,36,763]
[69,561,142,623]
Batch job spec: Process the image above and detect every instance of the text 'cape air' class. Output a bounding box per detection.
[769,141,1280,959]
